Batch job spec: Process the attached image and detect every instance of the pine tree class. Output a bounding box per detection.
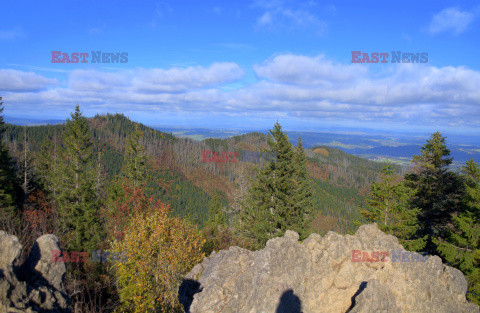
[35,134,60,198]
[435,159,480,305]
[0,97,22,233]
[362,161,425,251]
[405,131,464,254]
[292,138,315,239]
[202,191,228,254]
[205,191,226,230]
[123,124,147,187]
[238,122,313,249]
[56,105,104,251]
[103,124,148,240]
[237,165,276,249]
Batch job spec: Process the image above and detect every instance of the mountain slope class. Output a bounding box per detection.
[2,114,386,233]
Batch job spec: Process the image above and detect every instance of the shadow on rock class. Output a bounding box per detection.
[178,278,202,313]
[276,289,302,313]
[346,281,368,312]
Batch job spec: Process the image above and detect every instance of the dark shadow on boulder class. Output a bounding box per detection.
[275,289,302,313]
[17,241,59,292]
[346,281,368,312]
[178,279,202,313]
[18,241,43,283]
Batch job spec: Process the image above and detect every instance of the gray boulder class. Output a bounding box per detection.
[0,231,70,312]
[180,224,480,313]
[0,231,22,269]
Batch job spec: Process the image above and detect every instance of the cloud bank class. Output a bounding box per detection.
[2,54,479,129]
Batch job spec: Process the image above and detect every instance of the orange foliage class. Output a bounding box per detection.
[310,212,339,235]
[313,147,330,157]
[186,166,234,198]
[102,181,161,241]
[22,190,55,236]
[308,163,329,181]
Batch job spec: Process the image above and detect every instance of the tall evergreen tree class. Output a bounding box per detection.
[123,124,147,187]
[405,131,464,254]
[435,158,480,305]
[56,105,104,251]
[362,161,425,251]
[202,191,228,254]
[0,97,22,233]
[103,124,150,242]
[238,122,313,249]
[35,134,60,198]
[291,137,315,239]
[205,191,226,230]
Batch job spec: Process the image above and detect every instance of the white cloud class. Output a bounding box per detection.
[132,63,244,93]
[254,54,367,85]
[253,1,326,34]
[428,7,475,35]
[2,55,480,128]
[0,70,58,91]
[62,63,245,94]
[68,70,131,92]
[258,11,273,26]
[251,56,480,109]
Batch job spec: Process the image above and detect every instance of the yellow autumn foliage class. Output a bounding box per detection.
[110,203,205,313]
[313,147,329,157]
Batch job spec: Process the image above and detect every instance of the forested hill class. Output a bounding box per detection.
[307,145,401,186]
[2,113,385,233]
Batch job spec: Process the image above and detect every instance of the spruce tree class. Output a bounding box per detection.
[205,191,226,230]
[405,131,464,254]
[56,105,103,251]
[237,161,276,249]
[35,134,60,198]
[202,191,228,254]
[292,138,315,239]
[123,124,147,187]
[238,122,313,249]
[0,97,22,233]
[435,159,480,305]
[362,161,425,251]
[104,124,149,241]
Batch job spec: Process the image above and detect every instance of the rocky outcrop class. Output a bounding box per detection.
[180,224,480,313]
[0,231,70,312]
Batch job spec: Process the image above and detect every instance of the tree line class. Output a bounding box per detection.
[2,96,478,310]
[361,131,480,304]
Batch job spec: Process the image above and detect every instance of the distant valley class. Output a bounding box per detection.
[157,126,480,167]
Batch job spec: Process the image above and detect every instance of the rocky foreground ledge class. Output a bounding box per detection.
[0,231,69,312]
[179,224,480,313]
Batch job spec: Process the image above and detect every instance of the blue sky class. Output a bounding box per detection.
[1,0,479,134]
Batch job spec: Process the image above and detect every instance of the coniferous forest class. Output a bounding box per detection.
[1,99,479,311]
